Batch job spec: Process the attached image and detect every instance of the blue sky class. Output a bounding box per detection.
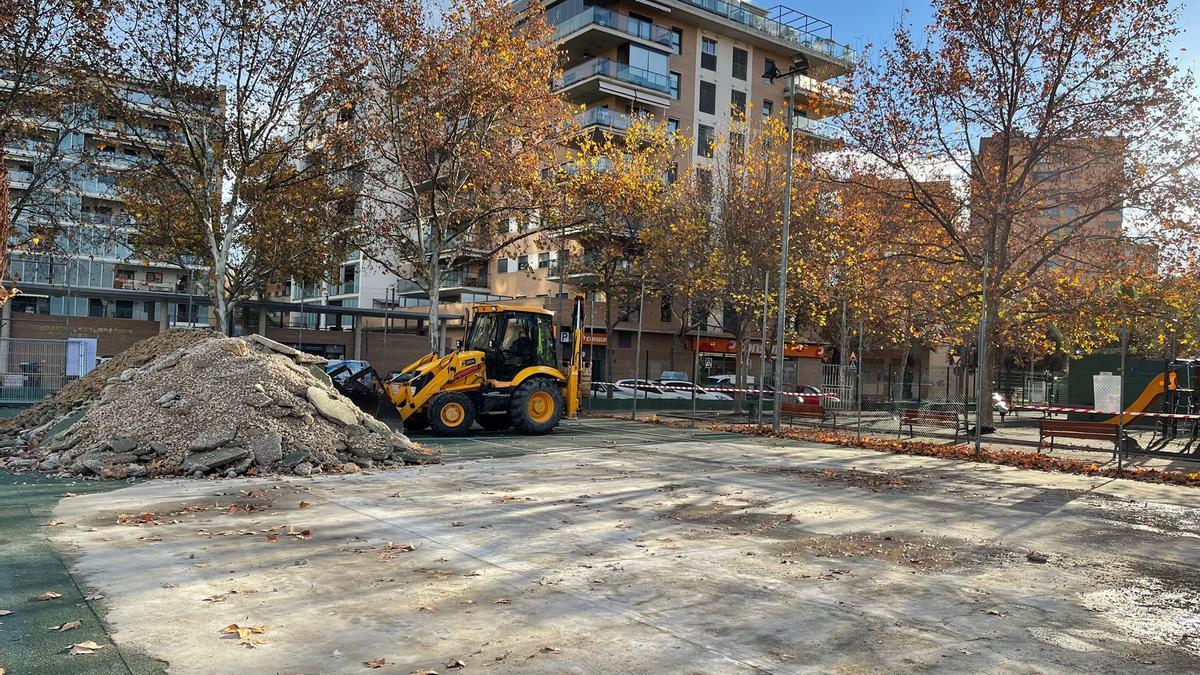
[805,0,1200,76]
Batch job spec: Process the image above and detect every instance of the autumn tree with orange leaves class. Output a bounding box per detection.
[336,0,574,353]
[843,0,1200,425]
[548,117,689,383]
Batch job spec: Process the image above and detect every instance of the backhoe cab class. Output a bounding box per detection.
[386,296,584,436]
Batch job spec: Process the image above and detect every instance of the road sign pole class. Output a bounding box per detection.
[631,280,646,421]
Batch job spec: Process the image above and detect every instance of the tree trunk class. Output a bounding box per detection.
[604,297,615,397]
[426,258,442,355]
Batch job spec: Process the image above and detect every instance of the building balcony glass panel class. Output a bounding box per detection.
[792,115,844,144]
[553,6,674,49]
[554,57,671,100]
[576,108,633,135]
[394,270,491,295]
[676,0,856,70]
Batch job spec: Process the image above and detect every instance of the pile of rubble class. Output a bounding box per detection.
[0,332,438,478]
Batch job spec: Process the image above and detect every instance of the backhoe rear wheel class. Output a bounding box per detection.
[428,393,476,436]
[509,378,563,435]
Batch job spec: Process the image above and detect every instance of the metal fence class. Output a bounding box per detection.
[0,338,92,404]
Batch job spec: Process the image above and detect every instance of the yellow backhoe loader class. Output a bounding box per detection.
[385,294,584,436]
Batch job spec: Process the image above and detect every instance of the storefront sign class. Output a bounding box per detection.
[691,337,825,359]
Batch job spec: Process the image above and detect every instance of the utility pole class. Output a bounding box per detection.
[758,270,770,428]
[768,57,808,433]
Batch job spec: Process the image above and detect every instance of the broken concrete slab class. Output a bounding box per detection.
[306,387,358,426]
[180,446,251,474]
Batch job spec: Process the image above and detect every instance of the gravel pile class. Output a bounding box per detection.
[0,333,439,478]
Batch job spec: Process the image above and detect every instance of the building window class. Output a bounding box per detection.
[763,58,777,82]
[669,72,680,99]
[538,252,550,269]
[732,47,748,80]
[628,12,653,40]
[731,89,746,114]
[146,270,163,284]
[697,125,714,158]
[670,27,682,55]
[618,332,632,348]
[701,38,717,71]
[762,99,774,117]
[667,118,679,135]
[665,162,678,184]
[517,255,529,271]
[498,258,509,274]
[660,295,672,323]
[698,81,716,114]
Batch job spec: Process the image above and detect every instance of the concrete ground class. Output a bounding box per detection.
[8,418,1200,673]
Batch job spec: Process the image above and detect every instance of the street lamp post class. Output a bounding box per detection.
[768,57,808,432]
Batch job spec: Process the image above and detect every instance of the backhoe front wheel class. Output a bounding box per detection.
[509,378,563,435]
[428,393,476,436]
[402,411,430,432]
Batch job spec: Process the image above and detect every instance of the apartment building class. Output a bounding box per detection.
[279,0,856,383]
[3,83,212,354]
[507,0,856,381]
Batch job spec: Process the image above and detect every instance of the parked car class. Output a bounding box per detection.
[614,378,690,399]
[782,384,840,403]
[704,374,755,388]
[658,370,691,382]
[325,359,375,387]
[591,382,634,399]
[657,380,733,401]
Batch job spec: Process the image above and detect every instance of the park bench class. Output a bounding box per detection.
[898,409,967,443]
[780,402,835,427]
[1038,419,1122,453]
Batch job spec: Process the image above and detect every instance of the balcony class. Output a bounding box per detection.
[792,115,844,145]
[554,58,672,105]
[394,271,491,296]
[576,107,632,137]
[554,7,675,62]
[673,0,856,74]
[78,178,119,200]
[786,74,854,112]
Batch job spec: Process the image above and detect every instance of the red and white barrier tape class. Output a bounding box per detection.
[1015,404,1200,421]
[592,381,834,400]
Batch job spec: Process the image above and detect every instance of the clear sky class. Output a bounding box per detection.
[803,0,1200,77]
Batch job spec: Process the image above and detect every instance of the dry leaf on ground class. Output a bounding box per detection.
[445,659,466,669]
[0,609,12,616]
[365,657,392,668]
[540,646,560,653]
[47,519,66,526]
[48,620,82,632]
[220,623,266,640]
[83,593,104,601]
[67,640,105,655]
[202,594,227,603]
[491,598,510,605]
[266,534,278,542]
[299,501,311,509]
[35,592,62,601]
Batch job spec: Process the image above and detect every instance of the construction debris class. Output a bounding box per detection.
[0,332,438,478]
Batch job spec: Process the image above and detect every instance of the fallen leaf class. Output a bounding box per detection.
[491,598,510,605]
[48,620,82,632]
[299,501,311,509]
[409,671,439,675]
[47,519,66,526]
[449,521,465,527]
[83,593,104,601]
[365,657,392,668]
[1,665,6,674]
[445,659,466,669]
[35,592,62,601]
[986,609,1009,617]
[63,492,77,497]
[266,534,278,542]
[0,609,12,616]
[540,646,560,653]
[221,623,266,640]
[192,563,209,569]
[162,583,178,589]
[237,638,265,648]
[67,640,105,655]
[202,594,227,603]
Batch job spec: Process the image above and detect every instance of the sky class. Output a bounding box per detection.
[802,0,1200,78]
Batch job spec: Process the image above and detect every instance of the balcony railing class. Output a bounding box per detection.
[394,271,490,294]
[554,6,675,48]
[577,108,633,134]
[792,116,844,142]
[554,58,671,95]
[678,0,856,67]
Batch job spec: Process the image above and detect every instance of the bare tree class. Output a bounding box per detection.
[95,0,356,333]
[844,0,1200,425]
